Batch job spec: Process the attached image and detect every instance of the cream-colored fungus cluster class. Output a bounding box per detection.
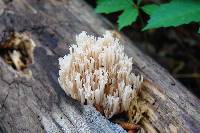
[58,31,143,118]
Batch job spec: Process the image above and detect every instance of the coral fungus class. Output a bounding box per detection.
[58,31,143,118]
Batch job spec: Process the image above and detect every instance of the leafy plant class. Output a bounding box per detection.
[96,0,138,30]
[95,0,200,32]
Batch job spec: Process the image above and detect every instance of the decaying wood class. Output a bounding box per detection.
[0,0,199,133]
[116,121,140,130]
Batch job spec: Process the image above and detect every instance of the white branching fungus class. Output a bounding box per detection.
[58,31,143,118]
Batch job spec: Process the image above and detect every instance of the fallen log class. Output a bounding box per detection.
[0,0,199,133]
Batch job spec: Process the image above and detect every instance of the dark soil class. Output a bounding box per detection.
[85,0,200,98]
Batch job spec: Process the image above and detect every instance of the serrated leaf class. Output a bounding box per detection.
[95,0,133,14]
[143,0,200,30]
[141,4,159,15]
[117,7,138,30]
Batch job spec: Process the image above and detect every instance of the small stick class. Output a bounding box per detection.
[116,121,140,130]
[128,129,137,133]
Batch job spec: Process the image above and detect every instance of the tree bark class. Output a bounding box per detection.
[0,0,199,133]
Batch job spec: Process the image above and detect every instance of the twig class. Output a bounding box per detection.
[116,121,140,130]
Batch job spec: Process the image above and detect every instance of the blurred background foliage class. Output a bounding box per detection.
[86,0,200,97]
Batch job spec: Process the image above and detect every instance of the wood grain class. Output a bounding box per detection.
[0,0,199,132]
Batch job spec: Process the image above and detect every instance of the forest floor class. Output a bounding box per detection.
[86,0,200,98]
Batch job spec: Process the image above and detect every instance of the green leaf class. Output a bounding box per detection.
[198,27,200,34]
[143,0,200,30]
[141,4,159,15]
[117,7,138,30]
[95,0,133,14]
